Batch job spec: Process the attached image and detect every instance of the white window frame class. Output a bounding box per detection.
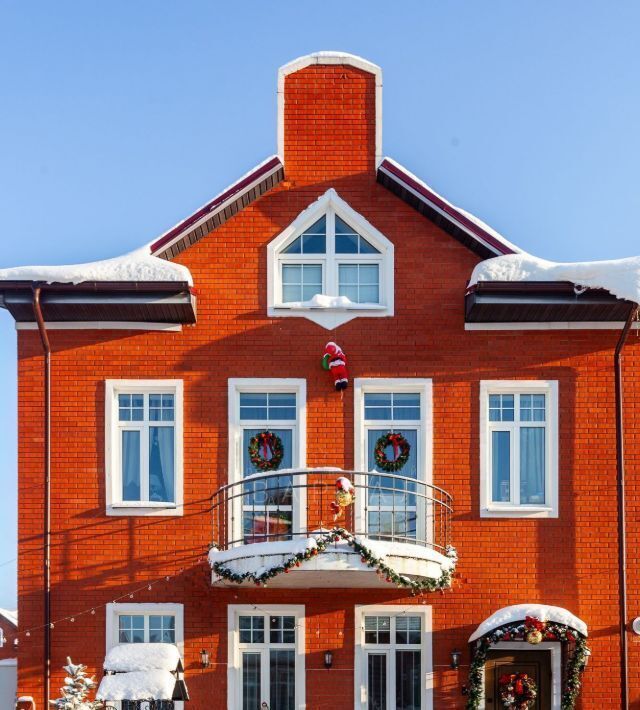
[480,380,558,518]
[227,604,305,710]
[105,380,184,516]
[267,188,394,330]
[354,379,433,537]
[354,604,432,710]
[228,379,307,544]
[105,602,184,710]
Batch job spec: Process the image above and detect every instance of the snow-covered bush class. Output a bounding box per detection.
[49,657,103,709]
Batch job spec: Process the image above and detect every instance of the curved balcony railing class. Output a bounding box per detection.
[211,469,453,555]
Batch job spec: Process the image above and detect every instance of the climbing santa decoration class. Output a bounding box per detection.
[330,476,355,520]
[322,341,349,391]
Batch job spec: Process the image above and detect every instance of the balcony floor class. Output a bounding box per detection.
[210,536,453,589]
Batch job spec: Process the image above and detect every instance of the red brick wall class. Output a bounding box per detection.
[15,60,635,708]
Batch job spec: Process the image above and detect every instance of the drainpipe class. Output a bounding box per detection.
[615,303,637,710]
[31,286,50,708]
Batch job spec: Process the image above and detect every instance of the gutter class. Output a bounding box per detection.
[31,286,51,707]
[615,303,637,710]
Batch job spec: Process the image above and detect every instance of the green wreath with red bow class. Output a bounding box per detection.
[374,432,411,472]
[248,431,284,471]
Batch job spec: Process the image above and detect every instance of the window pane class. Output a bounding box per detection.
[242,653,261,710]
[149,426,175,503]
[282,264,322,303]
[239,616,264,644]
[302,232,325,253]
[396,616,421,645]
[396,650,421,710]
[392,393,421,421]
[335,233,359,253]
[149,615,175,644]
[283,217,326,254]
[119,615,144,644]
[367,654,387,710]
[491,431,511,503]
[150,393,174,422]
[365,393,392,420]
[358,285,380,303]
[270,616,295,644]
[521,393,546,422]
[119,393,144,422]
[365,616,391,644]
[489,393,514,422]
[359,265,379,284]
[339,264,358,283]
[521,427,545,504]
[338,264,380,304]
[122,430,141,502]
[270,649,295,710]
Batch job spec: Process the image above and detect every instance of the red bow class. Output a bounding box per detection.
[388,433,403,461]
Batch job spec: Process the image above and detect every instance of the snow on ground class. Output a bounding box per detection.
[470,252,640,305]
[104,643,181,672]
[96,669,176,701]
[468,603,588,642]
[0,242,192,285]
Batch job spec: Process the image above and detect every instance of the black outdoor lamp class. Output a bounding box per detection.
[324,650,333,669]
[200,648,210,669]
[450,648,462,670]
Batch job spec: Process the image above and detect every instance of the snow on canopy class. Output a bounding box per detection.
[96,669,176,701]
[470,252,640,305]
[0,242,192,286]
[468,604,588,643]
[104,643,181,672]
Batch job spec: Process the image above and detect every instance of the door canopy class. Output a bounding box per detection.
[469,603,588,643]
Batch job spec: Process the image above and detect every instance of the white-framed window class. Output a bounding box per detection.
[228,605,305,710]
[354,379,432,542]
[267,188,394,329]
[228,379,307,545]
[355,605,432,710]
[105,602,184,710]
[480,380,558,518]
[105,380,184,516]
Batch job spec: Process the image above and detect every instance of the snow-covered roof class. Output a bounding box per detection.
[0,242,192,286]
[96,669,176,701]
[468,604,588,642]
[0,609,17,627]
[104,643,181,672]
[470,252,640,305]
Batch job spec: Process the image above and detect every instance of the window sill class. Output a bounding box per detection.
[274,302,387,311]
[107,502,182,517]
[481,505,557,519]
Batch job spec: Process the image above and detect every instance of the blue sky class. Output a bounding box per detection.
[1,0,639,608]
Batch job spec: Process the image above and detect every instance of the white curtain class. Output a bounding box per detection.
[520,427,545,504]
[149,427,175,502]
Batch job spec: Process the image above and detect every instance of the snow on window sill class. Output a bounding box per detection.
[481,505,556,519]
[274,296,386,311]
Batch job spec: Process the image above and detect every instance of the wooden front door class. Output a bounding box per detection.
[484,649,552,709]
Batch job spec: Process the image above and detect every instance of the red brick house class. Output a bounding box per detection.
[2,51,640,709]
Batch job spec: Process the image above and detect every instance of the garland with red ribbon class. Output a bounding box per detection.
[248,431,284,471]
[374,432,411,472]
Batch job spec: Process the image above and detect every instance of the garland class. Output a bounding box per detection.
[374,432,411,472]
[248,431,284,472]
[211,527,457,593]
[499,672,537,709]
[466,617,590,710]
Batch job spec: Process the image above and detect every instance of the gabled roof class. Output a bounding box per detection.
[0,609,17,628]
[377,157,519,259]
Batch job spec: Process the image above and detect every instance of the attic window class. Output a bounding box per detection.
[267,189,394,329]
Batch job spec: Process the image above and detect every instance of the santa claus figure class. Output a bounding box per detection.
[322,341,349,391]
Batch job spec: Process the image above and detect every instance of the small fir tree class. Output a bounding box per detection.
[49,657,103,709]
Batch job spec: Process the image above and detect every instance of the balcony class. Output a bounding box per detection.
[209,469,455,589]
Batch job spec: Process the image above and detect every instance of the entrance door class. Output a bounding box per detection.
[484,650,551,709]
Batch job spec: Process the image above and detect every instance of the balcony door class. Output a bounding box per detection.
[228,380,307,546]
[354,380,432,545]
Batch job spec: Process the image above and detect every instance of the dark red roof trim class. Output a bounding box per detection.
[378,159,515,258]
[151,156,283,255]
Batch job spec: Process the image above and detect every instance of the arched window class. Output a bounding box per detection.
[268,189,394,329]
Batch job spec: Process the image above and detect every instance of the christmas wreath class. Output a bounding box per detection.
[498,672,537,709]
[374,432,411,472]
[248,431,284,472]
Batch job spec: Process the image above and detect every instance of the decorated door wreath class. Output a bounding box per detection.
[248,431,284,471]
[498,672,537,709]
[374,432,411,472]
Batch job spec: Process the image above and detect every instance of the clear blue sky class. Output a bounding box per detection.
[1,0,639,609]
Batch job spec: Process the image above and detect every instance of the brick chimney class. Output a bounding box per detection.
[277,52,382,184]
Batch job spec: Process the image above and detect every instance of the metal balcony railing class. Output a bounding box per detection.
[211,469,453,555]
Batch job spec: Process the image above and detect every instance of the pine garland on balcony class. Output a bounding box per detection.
[465,617,590,710]
[211,527,457,593]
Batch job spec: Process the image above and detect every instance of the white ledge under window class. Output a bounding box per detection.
[267,189,394,329]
